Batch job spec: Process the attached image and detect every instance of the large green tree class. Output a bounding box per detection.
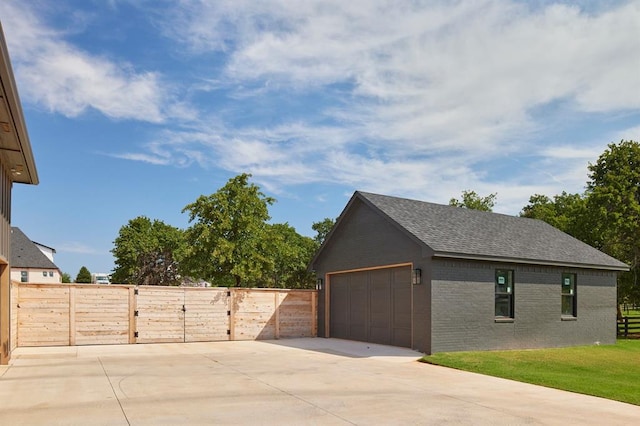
[182,174,275,287]
[520,192,593,244]
[311,217,335,246]
[449,190,497,211]
[111,216,185,286]
[250,223,316,289]
[586,140,640,304]
[75,266,92,283]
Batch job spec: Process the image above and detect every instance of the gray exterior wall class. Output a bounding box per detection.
[431,259,617,353]
[312,199,432,353]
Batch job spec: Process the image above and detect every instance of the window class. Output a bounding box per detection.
[43,271,47,277]
[20,271,28,283]
[49,271,54,277]
[562,273,577,317]
[495,270,514,318]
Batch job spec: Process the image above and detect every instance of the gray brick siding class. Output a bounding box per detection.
[431,259,617,353]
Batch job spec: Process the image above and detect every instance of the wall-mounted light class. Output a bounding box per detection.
[10,165,23,176]
[316,278,323,291]
[412,268,422,285]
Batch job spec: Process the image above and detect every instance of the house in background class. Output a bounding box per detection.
[33,240,56,263]
[0,23,39,364]
[10,227,60,284]
[311,191,629,354]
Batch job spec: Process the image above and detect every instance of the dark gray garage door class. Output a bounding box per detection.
[330,266,411,347]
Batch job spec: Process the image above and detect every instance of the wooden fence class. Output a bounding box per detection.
[617,317,640,338]
[13,283,317,347]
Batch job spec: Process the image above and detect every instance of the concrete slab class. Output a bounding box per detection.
[1,339,639,425]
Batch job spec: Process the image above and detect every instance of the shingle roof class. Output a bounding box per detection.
[10,227,59,269]
[356,191,628,271]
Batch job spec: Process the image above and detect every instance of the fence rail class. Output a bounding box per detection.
[617,317,640,338]
[13,283,317,347]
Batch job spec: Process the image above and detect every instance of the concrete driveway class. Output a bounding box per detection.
[1,339,638,425]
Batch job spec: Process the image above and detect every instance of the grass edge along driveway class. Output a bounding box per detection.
[421,340,640,406]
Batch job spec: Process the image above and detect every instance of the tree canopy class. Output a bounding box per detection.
[586,140,640,304]
[520,192,592,244]
[181,173,275,287]
[75,266,92,283]
[311,217,336,246]
[251,223,316,288]
[449,190,497,211]
[111,216,185,285]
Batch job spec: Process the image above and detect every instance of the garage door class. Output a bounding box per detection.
[329,266,411,347]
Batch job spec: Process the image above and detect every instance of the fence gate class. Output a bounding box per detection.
[184,288,229,342]
[136,287,185,343]
[135,286,230,343]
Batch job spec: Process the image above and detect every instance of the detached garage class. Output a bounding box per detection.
[310,191,629,354]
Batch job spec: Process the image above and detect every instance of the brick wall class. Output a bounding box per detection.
[431,259,617,353]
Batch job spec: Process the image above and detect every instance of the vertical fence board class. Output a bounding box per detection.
[17,284,70,346]
[129,287,136,344]
[10,281,17,351]
[74,285,131,345]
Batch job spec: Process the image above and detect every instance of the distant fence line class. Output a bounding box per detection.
[617,317,640,338]
[11,283,317,348]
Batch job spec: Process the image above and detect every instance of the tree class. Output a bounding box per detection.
[61,272,71,283]
[520,192,592,243]
[111,216,185,286]
[251,223,316,289]
[311,218,335,246]
[75,266,92,283]
[182,173,275,287]
[586,140,640,305]
[449,190,497,211]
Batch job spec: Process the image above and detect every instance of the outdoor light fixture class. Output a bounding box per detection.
[412,268,422,285]
[316,278,323,291]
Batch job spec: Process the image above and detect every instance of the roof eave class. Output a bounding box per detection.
[433,252,630,272]
[0,23,38,185]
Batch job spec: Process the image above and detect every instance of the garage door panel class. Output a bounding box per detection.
[329,266,411,348]
[330,275,349,339]
[392,328,412,348]
[349,278,368,342]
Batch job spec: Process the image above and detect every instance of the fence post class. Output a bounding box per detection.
[624,317,629,338]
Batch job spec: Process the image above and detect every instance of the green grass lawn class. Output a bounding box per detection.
[421,340,640,406]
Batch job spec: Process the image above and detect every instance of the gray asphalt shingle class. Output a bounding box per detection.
[357,191,628,270]
[10,227,59,269]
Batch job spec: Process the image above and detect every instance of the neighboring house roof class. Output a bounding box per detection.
[33,241,56,253]
[10,227,58,270]
[315,191,629,272]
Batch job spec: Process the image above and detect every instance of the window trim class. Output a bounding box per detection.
[495,269,514,319]
[561,272,577,318]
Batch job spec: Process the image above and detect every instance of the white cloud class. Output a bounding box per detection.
[9,0,636,214]
[57,242,102,255]
[160,0,638,153]
[0,1,172,123]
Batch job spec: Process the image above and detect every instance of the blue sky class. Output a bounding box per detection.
[1,0,638,277]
